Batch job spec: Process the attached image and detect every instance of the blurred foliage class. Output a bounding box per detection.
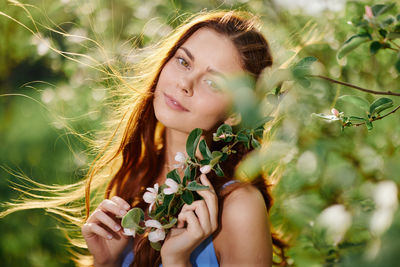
[1,0,399,266]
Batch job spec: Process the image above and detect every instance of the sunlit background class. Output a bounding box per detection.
[1,0,399,266]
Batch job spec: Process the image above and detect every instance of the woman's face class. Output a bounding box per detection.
[153,27,244,134]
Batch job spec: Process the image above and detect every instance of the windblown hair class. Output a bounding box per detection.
[0,10,287,266]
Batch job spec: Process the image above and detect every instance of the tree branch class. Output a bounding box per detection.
[353,104,400,127]
[309,75,400,96]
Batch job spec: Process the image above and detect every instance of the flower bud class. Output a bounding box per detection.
[331,108,340,117]
[365,5,373,19]
[200,165,212,174]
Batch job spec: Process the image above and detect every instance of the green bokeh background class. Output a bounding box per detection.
[1,0,399,266]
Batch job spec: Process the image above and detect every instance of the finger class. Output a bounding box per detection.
[88,210,122,233]
[98,199,128,217]
[82,222,113,240]
[196,174,218,231]
[110,196,131,210]
[177,211,204,239]
[181,201,211,234]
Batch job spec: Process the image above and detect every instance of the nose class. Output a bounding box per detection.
[178,76,193,96]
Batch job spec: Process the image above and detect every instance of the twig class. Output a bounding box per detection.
[353,104,400,126]
[309,75,400,96]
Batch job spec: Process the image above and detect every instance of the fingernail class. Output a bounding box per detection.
[120,209,127,216]
[114,225,121,231]
[107,234,113,240]
[124,204,130,210]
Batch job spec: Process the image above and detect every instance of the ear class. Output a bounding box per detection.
[224,113,241,126]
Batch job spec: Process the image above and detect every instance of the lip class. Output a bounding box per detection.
[163,93,189,112]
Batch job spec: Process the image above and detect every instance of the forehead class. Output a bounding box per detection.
[179,27,244,75]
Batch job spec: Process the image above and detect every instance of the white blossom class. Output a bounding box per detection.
[317,204,352,245]
[163,178,179,195]
[369,181,398,235]
[148,228,166,243]
[200,165,212,174]
[143,183,159,212]
[145,219,163,229]
[122,228,136,237]
[145,219,166,243]
[173,152,186,169]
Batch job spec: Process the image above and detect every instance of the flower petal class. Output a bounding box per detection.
[143,192,156,204]
[145,219,162,229]
[174,152,186,163]
[123,228,136,236]
[148,228,166,243]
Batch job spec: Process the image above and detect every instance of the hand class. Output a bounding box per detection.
[160,174,218,266]
[81,196,131,267]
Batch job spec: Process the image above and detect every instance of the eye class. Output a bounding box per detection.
[177,57,190,69]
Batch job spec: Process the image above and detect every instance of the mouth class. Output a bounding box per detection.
[163,93,189,112]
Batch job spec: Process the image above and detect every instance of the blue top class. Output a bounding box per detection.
[121,180,237,267]
[121,234,218,267]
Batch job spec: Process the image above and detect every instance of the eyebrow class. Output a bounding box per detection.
[179,46,226,78]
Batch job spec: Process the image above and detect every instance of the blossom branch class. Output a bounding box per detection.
[309,75,400,96]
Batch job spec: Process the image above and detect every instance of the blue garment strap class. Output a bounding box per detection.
[221,179,237,189]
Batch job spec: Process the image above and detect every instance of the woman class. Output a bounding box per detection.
[1,10,286,267]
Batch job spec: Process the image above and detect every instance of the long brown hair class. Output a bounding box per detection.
[0,10,287,266]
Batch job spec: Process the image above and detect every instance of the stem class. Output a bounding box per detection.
[387,47,399,52]
[390,40,400,49]
[353,104,400,126]
[309,75,400,96]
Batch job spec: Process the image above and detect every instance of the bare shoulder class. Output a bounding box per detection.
[213,183,273,266]
[223,183,267,213]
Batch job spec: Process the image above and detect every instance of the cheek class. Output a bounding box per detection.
[195,95,230,123]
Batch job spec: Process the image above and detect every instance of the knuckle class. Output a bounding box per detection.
[111,196,120,202]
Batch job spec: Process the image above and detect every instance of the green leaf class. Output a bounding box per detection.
[162,218,178,229]
[154,205,166,218]
[369,97,394,115]
[337,34,371,60]
[379,29,388,38]
[366,120,373,131]
[292,57,317,87]
[166,169,181,184]
[121,208,144,228]
[182,190,194,204]
[237,132,250,143]
[251,138,261,149]
[163,194,174,212]
[383,17,395,26]
[183,166,190,185]
[199,139,212,160]
[337,95,370,111]
[186,128,202,160]
[216,124,232,135]
[370,41,382,54]
[349,116,367,122]
[150,241,162,251]
[199,159,210,165]
[214,164,225,177]
[186,181,209,191]
[210,151,223,166]
[371,3,395,17]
